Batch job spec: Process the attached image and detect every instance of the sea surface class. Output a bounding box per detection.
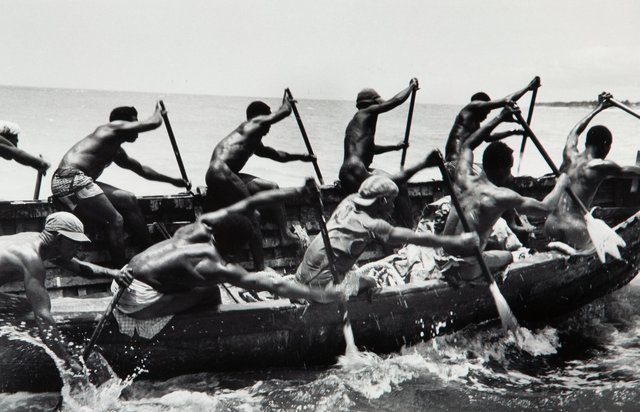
[2,85,640,411]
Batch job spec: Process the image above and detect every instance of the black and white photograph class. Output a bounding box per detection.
[1,1,640,410]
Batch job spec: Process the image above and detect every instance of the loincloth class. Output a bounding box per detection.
[51,167,103,210]
[110,278,173,339]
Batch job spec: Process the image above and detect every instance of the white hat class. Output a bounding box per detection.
[44,212,91,242]
[352,175,399,207]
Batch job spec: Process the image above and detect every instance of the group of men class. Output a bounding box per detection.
[1,77,638,374]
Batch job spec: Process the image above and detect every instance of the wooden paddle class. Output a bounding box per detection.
[309,182,357,354]
[400,87,418,169]
[514,112,626,262]
[82,275,129,360]
[515,86,539,176]
[609,98,640,121]
[284,88,325,185]
[434,150,519,333]
[158,100,192,192]
[33,155,44,200]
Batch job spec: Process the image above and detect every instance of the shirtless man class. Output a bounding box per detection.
[0,212,132,373]
[441,105,569,281]
[0,121,50,174]
[205,100,315,270]
[51,103,187,267]
[110,180,342,325]
[545,93,640,250]
[444,76,540,169]
[296,170,480,301]
[338,78,420,227]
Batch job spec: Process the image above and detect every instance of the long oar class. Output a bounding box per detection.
[434,150,519,333]
[514,112,626,262]
[158,100,192,192]
[82,282,128,360]
[33,155,44,200]
[284,88,325,185]
[515,86,539,176]
[309,183,357,354]
[400,87,418,169]
[610,98,640,121]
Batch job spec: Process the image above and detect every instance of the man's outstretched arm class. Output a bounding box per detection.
[387,227,479,253]
[199,179,316,227]
[564,94,613,160]
[463,105,518,151]
[114,148,186,187]
[53,257,133,286]
[255,144,315,163]
[368,78,419,114]
[0,141,50,173]
[111,101,163,134]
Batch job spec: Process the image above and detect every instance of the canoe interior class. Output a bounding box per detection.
[1,176,639,298]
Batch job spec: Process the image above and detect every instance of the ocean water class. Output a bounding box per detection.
[2,85,640,411]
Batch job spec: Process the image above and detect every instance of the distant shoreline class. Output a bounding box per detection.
[538,100,640,108]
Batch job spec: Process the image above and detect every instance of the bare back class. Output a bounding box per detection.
[0,233,43,285]
[445,108,480,162]
[343,110,379,167]
[58,125,124,180]
[209,120,266,173]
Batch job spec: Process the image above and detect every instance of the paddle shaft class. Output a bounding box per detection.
[285,89,324,185]
[158,100,192,191]
[515,112,590,215]
[516,87,539,175]
[610,99,640,120]
[33,155,44,200]
[82,285,127,360]
[400,88,417,169]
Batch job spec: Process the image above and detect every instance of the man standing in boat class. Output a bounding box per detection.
[0,121,51,175]
[205,99,315,270]
[0,212,133,374]
[338,78,419,228]
[444,77,540,173]
[108,179,342,337]
[441,104,569,283]
[296,161,481,301]
[544,93,640,251]
[51,103,187,267]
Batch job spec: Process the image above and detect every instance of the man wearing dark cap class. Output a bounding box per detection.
[0,212,132,374]
[444,76,540,170]
[51,102,187,267]
[0,121,50,175]
[545,93,640,250]
[205,99,315,270]
[295,174,479,300]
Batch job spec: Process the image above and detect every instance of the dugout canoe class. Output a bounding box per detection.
[1,206,640,393]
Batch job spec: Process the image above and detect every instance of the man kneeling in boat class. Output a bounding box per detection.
[544,93,640,252]
[109,180,343,339]
[295,171,480,302]
[440,104,569,284]
[0,212,133,374]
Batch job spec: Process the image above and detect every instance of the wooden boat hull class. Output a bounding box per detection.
[2,210,639,393]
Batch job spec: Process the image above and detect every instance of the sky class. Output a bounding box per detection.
[1,0,639,104]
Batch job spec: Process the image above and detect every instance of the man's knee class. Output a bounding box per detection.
[112,190,139,211]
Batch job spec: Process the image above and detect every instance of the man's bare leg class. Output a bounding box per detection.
[98,182,152,249]
[74,194,127,267]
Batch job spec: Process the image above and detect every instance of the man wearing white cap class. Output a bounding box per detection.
[0,212,132,373]
[295,174,479,300]
[0,120,50,174]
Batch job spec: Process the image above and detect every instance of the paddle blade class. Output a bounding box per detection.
[489,282,519,333]
[584,213,626,262]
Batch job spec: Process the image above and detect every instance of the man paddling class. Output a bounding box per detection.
[444,77,540,172]
[545,93,640,251]
[441,105,569,282]
[0,212,132,373]
[338,78,419,227]
[295,168,481,301]
[205,100,315,270]
[0,121,50,174]
[108,180,342,338]
[51,103,187,267]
